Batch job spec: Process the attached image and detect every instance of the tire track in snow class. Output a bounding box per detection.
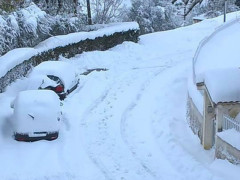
[79,63,170,180]
[80,86,115,180]
[120,68,167,180]
[79,68,162,180]
[78,69,143,180]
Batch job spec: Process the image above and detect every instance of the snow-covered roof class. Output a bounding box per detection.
[194,18,240,84]
[204,68,240,104]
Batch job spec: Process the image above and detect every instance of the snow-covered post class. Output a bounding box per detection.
[202,87,215,150]
[224,0,227,22]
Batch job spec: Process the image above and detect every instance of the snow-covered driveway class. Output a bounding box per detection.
[0,14,240,180]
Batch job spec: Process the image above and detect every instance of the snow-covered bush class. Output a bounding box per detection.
[51,16,86,36]
[195,0,239,19]
[0,2,87,56]
[16,3,53,47]
[0,15,19,55]
[32,0,79,16]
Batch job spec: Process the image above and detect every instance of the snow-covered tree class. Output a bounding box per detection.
[93,0,125,23]
[0,2,87,55]
[79,0,126,24]
[129,0,180,34]
[171,0,205,20]
[196,0,239,18]
[172,0,238,19]
[30,0,81,16]
[236,0,240,7]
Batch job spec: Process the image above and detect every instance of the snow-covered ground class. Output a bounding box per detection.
[0,13,240,180]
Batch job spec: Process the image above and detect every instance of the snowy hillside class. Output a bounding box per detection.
[0,12,240,180]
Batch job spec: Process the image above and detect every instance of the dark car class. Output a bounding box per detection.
[27,61,79,100]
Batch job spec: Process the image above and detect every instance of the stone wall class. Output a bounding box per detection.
[215,135,240,164]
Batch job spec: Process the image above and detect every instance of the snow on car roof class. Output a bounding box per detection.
[28,61,78,89]
[13,90,60,132]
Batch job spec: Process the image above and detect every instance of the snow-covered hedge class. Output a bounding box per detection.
[0,22,139,93]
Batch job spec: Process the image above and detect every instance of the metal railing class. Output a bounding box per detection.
[223,114,240,132]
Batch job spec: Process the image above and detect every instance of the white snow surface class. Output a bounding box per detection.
[217,129,240,150]
[204,68,240,103]
[0,13,240,180]
[13,90,60,133]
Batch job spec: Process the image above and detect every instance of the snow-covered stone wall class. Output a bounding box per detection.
[0,22,140,93]
[215,133,240,164]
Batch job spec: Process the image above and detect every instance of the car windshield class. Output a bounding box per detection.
[47,75,64,85]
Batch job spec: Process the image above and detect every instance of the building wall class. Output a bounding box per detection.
[216,103,240,132]
[187,95,203,143]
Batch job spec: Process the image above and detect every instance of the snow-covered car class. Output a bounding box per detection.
[27,61,79,100]
[12,90,62,142]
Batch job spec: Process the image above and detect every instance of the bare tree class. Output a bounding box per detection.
[172,0,203,17]
[92,0,124,23]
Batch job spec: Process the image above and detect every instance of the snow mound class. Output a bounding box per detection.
[0,48,38,78]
